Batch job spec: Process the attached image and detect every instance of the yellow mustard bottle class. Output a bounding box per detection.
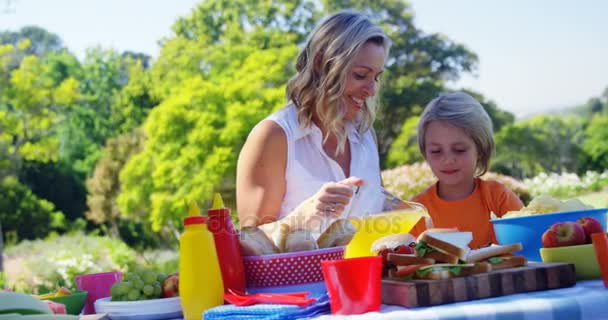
[179,202,224,320]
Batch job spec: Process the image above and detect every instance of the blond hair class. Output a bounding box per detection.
[286,10,391,154]
[417,92,495,176]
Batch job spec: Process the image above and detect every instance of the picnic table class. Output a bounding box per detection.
[313,280,608,320]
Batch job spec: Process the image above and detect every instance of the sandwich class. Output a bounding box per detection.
[371,233,418,276]
[415,228,472,264]
[405,262,492,280]
[465,243,527,270]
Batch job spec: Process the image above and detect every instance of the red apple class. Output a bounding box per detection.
[577,217,604,243]
[162,272,179,298]
[541,221,587,248]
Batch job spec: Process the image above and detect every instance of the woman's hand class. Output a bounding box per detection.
[310,176,364,217]
[281,176,364,232]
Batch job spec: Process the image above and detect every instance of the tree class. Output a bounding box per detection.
[59,47,155,177]
[119,45,296,232]
[493,115,586,178]
[86,129,145,237]
[583,113,608,171]
[385,115,422,167]
[0,42,79,178]
[0,26,64,57]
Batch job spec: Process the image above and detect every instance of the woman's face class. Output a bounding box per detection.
[424,120,479,188]
[342,42,386,121]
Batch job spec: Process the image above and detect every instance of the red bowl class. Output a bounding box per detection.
[242,246,345,289]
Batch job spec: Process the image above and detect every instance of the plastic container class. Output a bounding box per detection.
[75,271,122,314]
[540,244,600,280]
[208,193,246,293]
[242,246,344,295]
[592,232,608,288]
[43,290,88,315]
[491,208,608,261]
[321,256,383,315]
[179,202,224,320]
[345,202,427,258]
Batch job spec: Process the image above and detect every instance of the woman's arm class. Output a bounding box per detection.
[236,121,287,228]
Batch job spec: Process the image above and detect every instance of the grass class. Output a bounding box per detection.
[576,189,608,208]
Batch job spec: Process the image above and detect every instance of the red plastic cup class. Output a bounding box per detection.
[75,271,122,314]
[592,232,608,288]
[321,256,382,315]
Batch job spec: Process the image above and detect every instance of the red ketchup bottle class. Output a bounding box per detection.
[207,193,247,293]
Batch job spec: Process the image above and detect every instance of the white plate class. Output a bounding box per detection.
[94,297,182,320]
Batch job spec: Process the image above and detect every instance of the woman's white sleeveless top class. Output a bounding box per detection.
[261,104,384,219]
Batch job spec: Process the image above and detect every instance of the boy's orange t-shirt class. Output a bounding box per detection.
[411,178,524,249]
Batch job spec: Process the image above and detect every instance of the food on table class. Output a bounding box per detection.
[378,229,527,280]
[411,262,492,280]
[316,219,356,249]
[542,216,603,248]
[465,243,527,270]
[415,228,472,264]
[110,270,171,301]
[283,229,319,252]
[36,287,71,299]
[500,195,593,218]
[240,218,355,256]
[239,226,281,256]
[161,272,179,298]
[577,216,604,243]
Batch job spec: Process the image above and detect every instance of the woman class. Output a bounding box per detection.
[236,10,391,239]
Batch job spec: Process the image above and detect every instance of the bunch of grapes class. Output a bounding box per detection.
[110,270,167,301]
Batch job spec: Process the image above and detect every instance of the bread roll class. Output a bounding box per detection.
[316,219,356,249]
[284,229,319,252]
[239,226,280,256]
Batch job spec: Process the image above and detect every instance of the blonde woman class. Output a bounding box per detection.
[237,10,391,237]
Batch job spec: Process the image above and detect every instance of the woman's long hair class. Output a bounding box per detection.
[286,10,391,155]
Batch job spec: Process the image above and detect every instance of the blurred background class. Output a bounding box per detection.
[1,0,607,293]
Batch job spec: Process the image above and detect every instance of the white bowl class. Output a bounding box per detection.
[94,296,182,320]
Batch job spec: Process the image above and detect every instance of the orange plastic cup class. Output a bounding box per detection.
[321,256,382,315]
[591,232,608,288]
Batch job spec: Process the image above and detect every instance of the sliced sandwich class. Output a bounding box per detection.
[465,243,527,270]
[415,228,472,264]
[388,262,492,280]
[372,233,418,276]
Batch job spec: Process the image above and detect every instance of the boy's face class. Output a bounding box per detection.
[423,120,478,188]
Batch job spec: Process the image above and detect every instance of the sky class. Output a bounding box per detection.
[1,0,607,117]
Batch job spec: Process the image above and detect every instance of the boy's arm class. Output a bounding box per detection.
[493,184,525,218]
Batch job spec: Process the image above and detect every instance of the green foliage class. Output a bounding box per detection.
[18,161,87,222]
[119,1,299,231]
[3,233,178,293]
[385,116,423,167]
[0,176,65,244]
[0,26,64,57]
[583,114,608,171]
[86,129,163,248]
[493,115,587,179]
[59,48,155,177]
[3,232,138,293]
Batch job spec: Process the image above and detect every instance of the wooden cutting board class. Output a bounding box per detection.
[382,262,576,308]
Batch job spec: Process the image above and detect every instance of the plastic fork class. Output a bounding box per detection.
[224,289,316,307]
